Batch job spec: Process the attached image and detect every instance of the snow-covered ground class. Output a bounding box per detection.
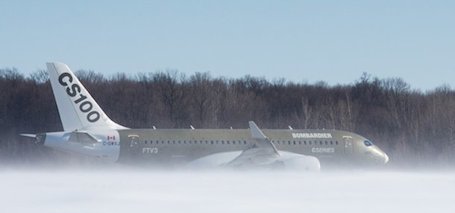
[1,169,454,213]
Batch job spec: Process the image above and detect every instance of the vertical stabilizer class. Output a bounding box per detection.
[47,62,127,131]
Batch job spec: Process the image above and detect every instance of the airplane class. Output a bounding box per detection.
[22,62,389,171]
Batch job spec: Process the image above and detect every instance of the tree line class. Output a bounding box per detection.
[1,68,454,168]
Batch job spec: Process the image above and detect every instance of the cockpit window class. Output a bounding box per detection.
[364,140,373,146]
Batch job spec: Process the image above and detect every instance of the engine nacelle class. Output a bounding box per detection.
[276,151,321,171]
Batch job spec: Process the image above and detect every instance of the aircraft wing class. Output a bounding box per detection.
[225,121,281,168]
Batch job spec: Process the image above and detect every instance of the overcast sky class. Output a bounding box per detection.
[1,0,454,90]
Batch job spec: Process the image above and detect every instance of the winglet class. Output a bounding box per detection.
[225,121,280,167]
[249,121,267,139]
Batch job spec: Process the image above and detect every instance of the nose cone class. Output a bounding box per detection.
[383,152,389,164]
[364,146,389,165]
[375,146,389,164]
[375,148,389,164]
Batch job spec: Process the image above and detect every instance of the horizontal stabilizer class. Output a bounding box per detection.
[20,134,36,138]
[20,133,46,145]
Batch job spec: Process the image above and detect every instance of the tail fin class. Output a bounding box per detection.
[47,62,127,131]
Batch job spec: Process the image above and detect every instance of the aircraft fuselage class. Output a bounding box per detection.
[117,128,388,166]
[28,62,389,170]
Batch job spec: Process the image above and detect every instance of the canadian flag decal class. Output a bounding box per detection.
[107,136,116,140]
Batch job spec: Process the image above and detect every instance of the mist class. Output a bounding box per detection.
[2,61,455,212]
[1,168,453,213]
[3,68,455,167]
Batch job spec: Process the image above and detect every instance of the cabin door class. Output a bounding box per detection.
[128,134,141,152]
